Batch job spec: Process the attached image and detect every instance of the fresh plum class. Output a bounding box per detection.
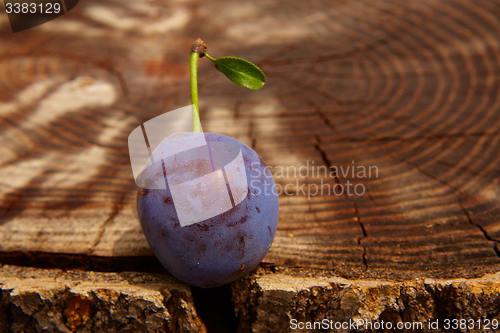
[137,132,279,288]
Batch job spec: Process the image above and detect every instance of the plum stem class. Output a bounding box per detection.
[189,38,265,131]
[204,53,215,62]
[190,51,201,133]
[190,38,207,133]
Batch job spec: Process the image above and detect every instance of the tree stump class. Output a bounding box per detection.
[0,0,500,331]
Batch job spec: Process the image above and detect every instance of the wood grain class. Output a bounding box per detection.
[0,0,499,292]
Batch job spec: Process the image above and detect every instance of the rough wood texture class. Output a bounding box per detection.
[2,265,499,333]
[232,269,500,333]
[0,265,205,333]
[1,0,500,330]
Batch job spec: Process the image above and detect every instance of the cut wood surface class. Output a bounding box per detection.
[1,0,500,330]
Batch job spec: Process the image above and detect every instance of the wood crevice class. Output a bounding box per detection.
[89,191,129,252]
[247,119,256,150]
[315,136,368,269]
[311,100,337,133]
[398,156,500,261]
[354,202,369,270]
[461,204,500,260]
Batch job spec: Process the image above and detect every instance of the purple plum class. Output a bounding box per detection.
[137,132,279,288]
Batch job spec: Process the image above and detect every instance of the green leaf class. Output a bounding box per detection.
[206,55,266,90]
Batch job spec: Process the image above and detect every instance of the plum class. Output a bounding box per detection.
[137,132,279,288]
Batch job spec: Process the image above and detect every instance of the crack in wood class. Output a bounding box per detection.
[89,191,128,252]
[191,285,239,333]
[397,157,500,260]
[353,202,368,270]
[314,135,368,269]
[234,100,241,119]
[461,205,500,260]
[313,104,369,269]
[310,100,337,133]
[367,191,375,203]
[248,120,256,150]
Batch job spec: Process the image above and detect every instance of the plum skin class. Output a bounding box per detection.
[137,132,279,288]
